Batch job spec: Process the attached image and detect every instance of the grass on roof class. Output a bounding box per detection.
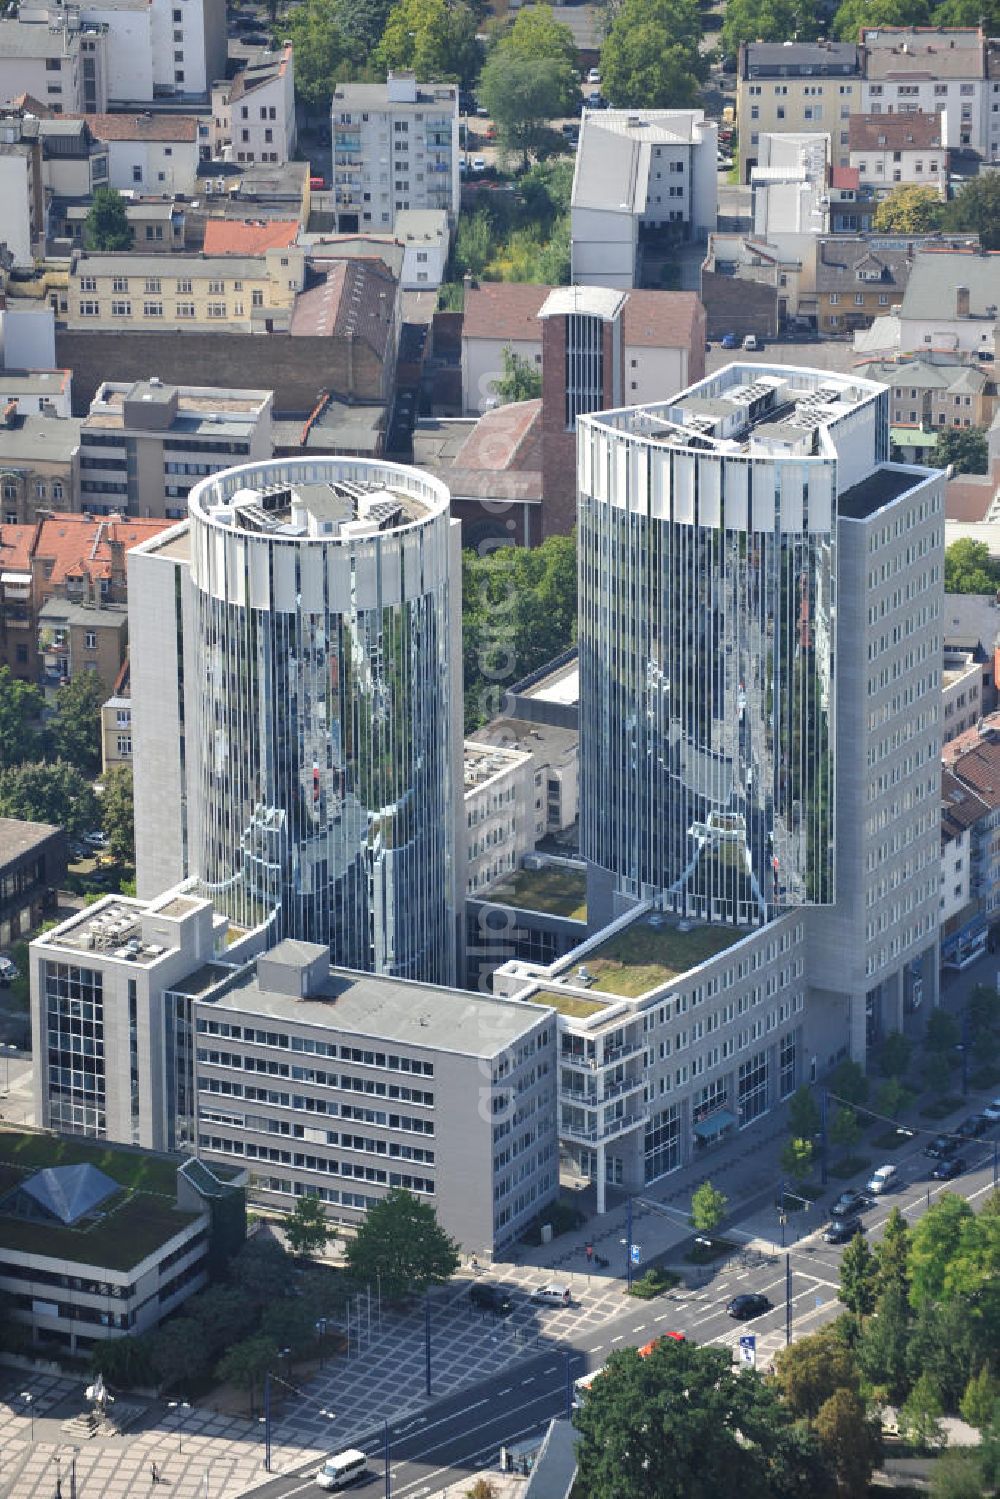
[585,921,743,998]
[0,1188,200,1270]
[536,990,607,1019]
[487,867,588,921]
[0,1129,181,1195]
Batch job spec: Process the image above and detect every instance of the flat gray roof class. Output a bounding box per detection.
[471,715,578,765]
[204,965,552,1058]
[0,817,61,862]
[73,253,272,279]
[900,253,1000,322]
[38,597,127,628]
[839,463,932,520]
[0,415,81,464]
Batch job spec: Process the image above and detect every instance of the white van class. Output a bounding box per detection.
[315,1449,369,1490]
[530,1283,572,1307]
[866,1163,898,1196]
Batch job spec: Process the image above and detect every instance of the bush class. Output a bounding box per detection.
[627,1266,680,1299]
[685,1236,733,1264]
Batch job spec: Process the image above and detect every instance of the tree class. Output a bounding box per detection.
[946,172,1000,251]
[788,1085,820,1141]
[874,1206,910,1301]
[690,1179,728,1234]
[870,183,946,235]
[780,1136,814,1186]
[83,187,134,251]
[925,1006,961,1054]
[284,1193,332,1257]
[490,345,542,405]
[857,1284,910,1403]
[51,671,106,772]
[967,984,1000,1039]
[0,667,42,767]
[345,1188,459,1302]
[282,0,362,109]
[876,1076,905,1121]
[150,1315,210,1392]
[0,759,99,838]
[375,0,481,86]
[879,1030,911,1079]
[829,1105,860,1157]
[922,1051,952,1096]
[479,51,576,164]
[215,1333,279,1415]
[101,765,134,864]
[814,1388,882,1495]
[832,0,928,39]
[229,1236,298,1308]
[830,1058,868,1107]
[901,1370,945,1449]
[960,1366,1000,1431]
[908,1192,974,1308]
[721,0,815,58]
[600,0,705,110]
[936,427,989,477]
[91,1331,157,1389]
[771,1326,858,1420]
[574,1339,823,1499]
[931,1452,990,1499]
[839,1231,877,1317]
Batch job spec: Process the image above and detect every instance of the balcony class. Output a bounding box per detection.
[601,1038,644,1065]
[560,1111,644,1145]
[560,1074,642,1108]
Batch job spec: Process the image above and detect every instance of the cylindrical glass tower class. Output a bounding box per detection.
[577,367,878,928]
[185,457,457,984]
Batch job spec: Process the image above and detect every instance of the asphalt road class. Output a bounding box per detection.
[249,1132,1000,1499]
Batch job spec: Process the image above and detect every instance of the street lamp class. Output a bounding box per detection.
[167,1399,191,1452]
[19,1391,33,1440]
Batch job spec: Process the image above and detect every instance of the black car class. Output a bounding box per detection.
[470,1282,512,1315]
[726,1293,772,1320]
[830,1189,868,1218]
[932,1154,966,1181]
[956,1114,988,1140]
[925,1135,957,1159]
[823,1216,865,1245]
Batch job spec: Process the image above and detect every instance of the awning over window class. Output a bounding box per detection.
[692,1109,737,1140]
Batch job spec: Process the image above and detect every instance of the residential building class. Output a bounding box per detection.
[813,238,914,334]
[37,114,110,221]
[858,355,996,433]
[0,110,45,267]
[751,132,833,241]
[848,111,948,196]
[80,112,200,195]
[209,43,296,166]
[0,523,35,679]
[0,369,72,419]
[989,44,1000,162]
[0,818,65,947]
[0,1147,236,1355]
[0,12,108,115]
[700,233,798,340]
[80,378,273,519]
[942,719,1000,959]
[101,658,132,773]
[201,218,299,255]
[128,457,464,984]
[942,590,1000,716]
[940,767,976,946]
[570,109,718,288]
[65,247,305,333]
[942,646,984,741]
[39,0,228,103]
[463,740,535,900]
[413,401,546,549]
[394,209,450,290]
[860,28,986,155]
[37,596,128,697]
[0,408,81,524]
[738,41,862,180]
[892,251,1000,357]
[330,71,460,233]
[28,898,559,1252]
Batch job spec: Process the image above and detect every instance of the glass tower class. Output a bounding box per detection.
[579,365,888,927]
[184,457,458,984]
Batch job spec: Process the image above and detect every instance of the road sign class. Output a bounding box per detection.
[630,1244,641,1265]
[739,1335,756,1369]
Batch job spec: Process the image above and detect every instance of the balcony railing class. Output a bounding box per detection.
[560,1111,644,1145]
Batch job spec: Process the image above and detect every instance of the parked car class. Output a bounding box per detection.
[720,332,738,349]
[530,1283,572,1307]
[587,68,602,83]
[823,1216,865,1245]
[314,1448,368,1490]
[0,955,19,987]
[717,155,734,171]
[932,1154,966,1181]
[470,1283,512,1315]
[925,1135,956,1158]
[726,1293,772,1320]
[470,157,486,172]
[84,830,108,850]
[982,1098,1000,1123]
[956,1113,988,1139]
[742,333,762,351]
[866,1163,898,1196]
[588,93,608,109]
[830,1188,868,1218]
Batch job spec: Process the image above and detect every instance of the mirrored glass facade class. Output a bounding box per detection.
[184,458,458,984]
[579,366,888,927]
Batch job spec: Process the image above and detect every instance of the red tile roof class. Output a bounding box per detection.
[948,728,1000,809]
[203,219,299,255]
[621,290,704,349]
[848,111,943,152]
[82,113,198,143]
[0,523,36,575]
[462,282,705,351]
[33,514,175,588]
[831,165,860,190]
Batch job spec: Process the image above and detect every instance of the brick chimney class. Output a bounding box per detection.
[956,285,970,318]
[108,536,126,599]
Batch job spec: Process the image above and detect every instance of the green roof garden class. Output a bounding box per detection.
[582,918,745,998]
[487,867,587,921]
[535,989,608,1019]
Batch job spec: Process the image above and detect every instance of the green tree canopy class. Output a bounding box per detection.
[83,188,134,251]
[960,1365,1000,1431]
[51,670,105,772]
[925,1004,962,1052]
[936,427,989,476]
[814,1388,882,1495]
[857,1283,910,1403]
[283,0,362,110]
[495,4,577,72]
[780,1136,814,1186]
[344,1187,459,1301]
[601,0,704,108]
[721,0,816,59]
[215,1333,279,1415]
[930,1451,991,1499]
[0,667,42,766]
[830,1105,860,1156]
[871,183,946,234]
[150,1315,207,1392]
[490,345,543,405]
[901,1369,945,1449]
[102,765,134,864]
[879,1030,911,1079]
[874,1206,910,1301]
[946,172,1000,251]
[839,1231,877,1317]
[829,1058,868,1107]
[787,1085,820,1141]
[375,0,481,85]
[876,1076,905,1121]
[479,51,577,163]
[922,1050,953,1096]
[771,1326,858,1420]
[0,759,98,837]
[908,1192,974,1308]
[690,1179,728,1233]
[832,0,928,38]
[229,1236,299,1308]
[284,1193,333,1257]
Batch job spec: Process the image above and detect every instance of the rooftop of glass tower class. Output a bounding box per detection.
[197,474,435,540]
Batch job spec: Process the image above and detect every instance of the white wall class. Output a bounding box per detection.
[622,344,689,407]
[84,4,154,101]
[401,234,447,290]
[860,80,983,152]
[462,333,541,415]
[690,124,719,238]
[0,154,34,268]
[571,205,637,289]
[228,56,296,165]
[941,827,971,927]
[0,53,81,112]
[0,306,56,370]
[105,137,199,194]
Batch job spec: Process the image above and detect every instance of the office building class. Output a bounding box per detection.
[738,41,862,179]
[129,456,463,984]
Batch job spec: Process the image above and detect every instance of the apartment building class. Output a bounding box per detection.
[813,238,913,334]
[941,768,976,948]
[738,41,862,180]
[942,647,984,742]
[209,43,296,167]
[101,659,132,773]
[941,721,1000,962]
[65,247,305,333]
[0,370,72,418]
[0,524,35,679]
[891,252,1000,357]
[0,111,45,268]
[0,12,108,115]
[860,28,986,154]
[848,111,948,196]
[82,112,200,195]
[37,115,109,203]
[80,378,273,519]
[37,596,127,696]
[0,408,81,524]
[857,356,995,433]
[330,71,460,233]
[571,109,718,288]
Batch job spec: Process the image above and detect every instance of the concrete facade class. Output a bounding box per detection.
[210,44,296,167]
[738,41,862,179]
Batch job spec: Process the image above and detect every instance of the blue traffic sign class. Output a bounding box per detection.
[630,1244,641,1264]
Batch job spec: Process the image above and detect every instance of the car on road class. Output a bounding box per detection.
[0,955,19,986]
[470,1282,511,1315]
[823,1216,865,1245]
[587,68,602,83]
[638,1332,685,1356]
[726,1293,772,1320]
[742,333,762,351]
[830,1188,868,1218]
[530,1283,572,1307]
[983,1098,1000,1123]
[932,1154,966,1181]
[470,157,486,172]
[956,1113,988,1139]
[315,1448,368,1489]
[866,1163,898,1196]
[720,332,738,349]
[925,1134,957,1158]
